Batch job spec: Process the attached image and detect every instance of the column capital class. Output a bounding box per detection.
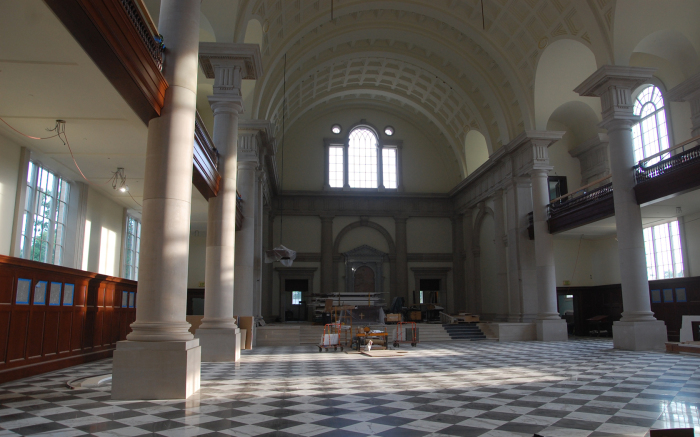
[237,131,260,162]
[320,214,335,222]
[575,65,656,125]
[505,130,563,175]
[199,43,262,98]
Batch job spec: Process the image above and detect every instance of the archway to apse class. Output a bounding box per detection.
[464,130,489,176]
[473,208,497,320]
[333,220,395,298]
[534,39,600,131]
[546,100,603,191]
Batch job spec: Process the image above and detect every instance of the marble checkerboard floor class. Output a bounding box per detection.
[1,339,699,436]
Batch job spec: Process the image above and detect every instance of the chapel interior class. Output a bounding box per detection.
[1,1,700,436]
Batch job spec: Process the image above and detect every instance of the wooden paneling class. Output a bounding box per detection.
[649,277,700,342]
[558,276,700,341]
[0,255,136,383]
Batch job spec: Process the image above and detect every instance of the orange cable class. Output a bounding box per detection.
[0,116,60,140]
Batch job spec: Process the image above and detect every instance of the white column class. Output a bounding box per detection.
[504,182,522,322]
[234,159,258,318]
[531,169,567,340]
[112,0,201,400]
[492,190,509,321]
[253,169,264,321]
[576,65,667,351]
[195,96,243,362]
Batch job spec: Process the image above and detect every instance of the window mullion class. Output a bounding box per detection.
[377,142,384,189]
[343,141,349,189]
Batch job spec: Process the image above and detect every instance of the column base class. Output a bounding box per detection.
[195,328,241,362]
[613,320,667,351]
[112,339,201,400]
[536,319,568,342]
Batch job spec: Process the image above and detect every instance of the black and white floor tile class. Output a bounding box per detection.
[0,339,699,436]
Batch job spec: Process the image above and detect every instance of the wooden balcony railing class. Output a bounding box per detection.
[546,178,615,234]
[236,191,243,231]
[45,0,168,124]
[634,135,700,205]
[635,135,700,184]
[193,112,221,200]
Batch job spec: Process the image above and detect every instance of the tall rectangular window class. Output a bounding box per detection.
[20,162,70,265]
[124,216,141,280]
[643,220,684,280]
[328,146,344,188]
[292,291,302,305]
[382,147,397,189]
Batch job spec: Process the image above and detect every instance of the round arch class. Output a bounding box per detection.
[333,220,396,256]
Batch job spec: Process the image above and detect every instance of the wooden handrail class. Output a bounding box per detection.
[638,134,700,167]
[549,174,612,204]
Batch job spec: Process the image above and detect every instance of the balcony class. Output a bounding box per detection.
[634,137,700,205]
[45,0,167,124]
[193,112,221,200]
[547,177,615,234]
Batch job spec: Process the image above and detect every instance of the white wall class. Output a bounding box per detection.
[84,186,124,276]
[553,236,621,286]
[407,217,452,253]
[0,136,21,256]
[547,122,583,192]
[683,213,700,278]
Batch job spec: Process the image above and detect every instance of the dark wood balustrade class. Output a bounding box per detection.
[547,182,615,234]
[0,255,137,383]
[236,191,243,231]
[193,112,221,200]
[634,144,700,205]
[45,0,167,124]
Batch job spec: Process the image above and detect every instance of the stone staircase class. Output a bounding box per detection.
[300,324,325,344]
[442,322,487,340]
[257,322,491,347]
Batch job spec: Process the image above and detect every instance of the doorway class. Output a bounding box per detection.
[284,279,308,322]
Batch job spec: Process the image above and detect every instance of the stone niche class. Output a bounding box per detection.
[343,245,386,295]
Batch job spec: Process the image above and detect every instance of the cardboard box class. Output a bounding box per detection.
[386,314,402,323]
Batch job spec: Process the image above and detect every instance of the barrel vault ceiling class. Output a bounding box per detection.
[231,0,614,176]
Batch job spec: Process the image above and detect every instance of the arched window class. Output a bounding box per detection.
[632,85,670,165]
[348,127,378,188]
[324,121,402,190]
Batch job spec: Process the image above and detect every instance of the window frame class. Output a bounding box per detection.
[122,214,141,281]
[643,219,686,280]
[19,161,71,266]
[324,121,403,192]
[631,83,675,166]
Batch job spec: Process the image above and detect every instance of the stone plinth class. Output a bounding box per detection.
[195,328,241,362]
[536,319,568,342]
[613,321,668,351]
[112,339,201,400]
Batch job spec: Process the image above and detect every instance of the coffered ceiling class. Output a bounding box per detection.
[242,0,614,171]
